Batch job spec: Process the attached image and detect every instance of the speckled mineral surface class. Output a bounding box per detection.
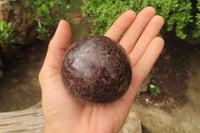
[61,36,132,103]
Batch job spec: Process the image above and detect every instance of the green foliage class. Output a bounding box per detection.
[193,0,200,38]
[0,21,14,47]
[36,27,50,40]
[149,84,161,96]
[26,0,70,40]
[82,0,200,39]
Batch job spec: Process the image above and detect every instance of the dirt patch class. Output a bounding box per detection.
[0,12,90,112]
[135,33,198,112]
[0,41,48,112]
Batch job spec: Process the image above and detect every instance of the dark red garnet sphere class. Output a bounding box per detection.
[61,36,132,103]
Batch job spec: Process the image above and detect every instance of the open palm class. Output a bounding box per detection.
[39,7,164,133]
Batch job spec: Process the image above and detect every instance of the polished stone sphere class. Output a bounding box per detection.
[61,36,132,103]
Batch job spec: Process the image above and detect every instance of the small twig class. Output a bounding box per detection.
[0,40,8,52]
[33,18,42,27]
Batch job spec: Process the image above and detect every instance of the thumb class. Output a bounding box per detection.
[43,20,72,71]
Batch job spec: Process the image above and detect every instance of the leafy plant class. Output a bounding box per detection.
[193,0,200,38]
[82,0,200,39]
[149,84,161,96]
[26,0,70,40]
[0,21,14,50]
[36,27,50,40]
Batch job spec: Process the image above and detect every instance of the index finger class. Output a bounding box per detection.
[104,10,136,42]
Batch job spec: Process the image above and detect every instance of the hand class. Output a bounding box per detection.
[39,7,164,133]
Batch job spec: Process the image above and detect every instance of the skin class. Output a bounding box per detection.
[39,7,164,133]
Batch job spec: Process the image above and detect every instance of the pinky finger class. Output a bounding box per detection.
[131,37,164,91]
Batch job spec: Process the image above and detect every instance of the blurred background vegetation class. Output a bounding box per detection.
[1,0,200,48]
[82,0,200,40]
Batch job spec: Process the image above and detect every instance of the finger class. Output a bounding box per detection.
[120,6,156,53]
[43,20,72,71]
[131,37,164,92]
[105,10,136,41]
[121,37,164,107]
[129,15,164,67]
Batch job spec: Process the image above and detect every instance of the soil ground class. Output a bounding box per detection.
[0,7,89,112]
[0,41,47,112]
[135,33,196,112]
[133,33,200,133]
